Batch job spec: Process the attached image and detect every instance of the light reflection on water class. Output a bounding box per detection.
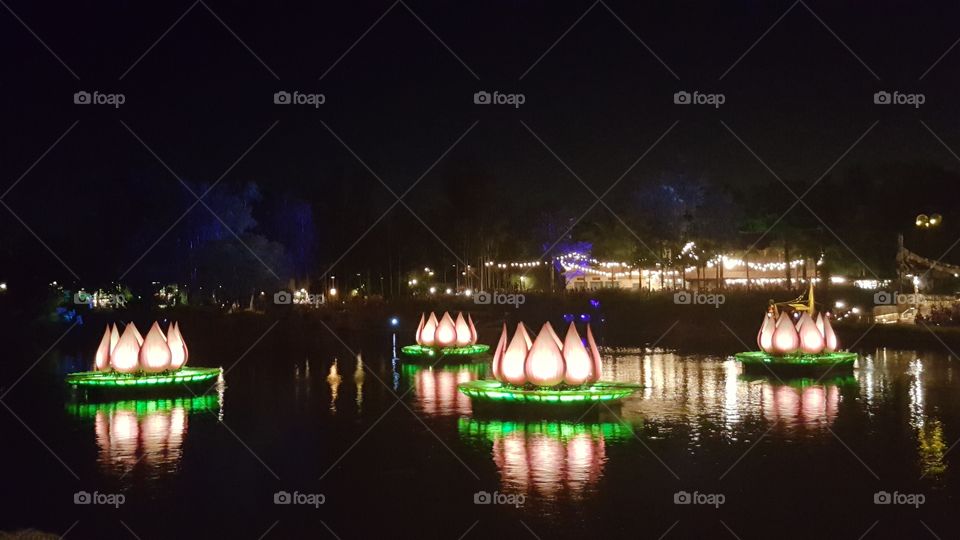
[401,362,486,417]
[456,348,952,499]
[67,381,224,480]
[459,418,635,499]
[609,351,853,434]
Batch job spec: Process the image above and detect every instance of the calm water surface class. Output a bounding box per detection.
[3,333,958,539]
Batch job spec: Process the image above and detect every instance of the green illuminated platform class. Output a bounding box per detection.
[458,380,639,412]
[735,351,857,373]
[400,344,490,359]
[66,393,220,419]
[65,367,222,399]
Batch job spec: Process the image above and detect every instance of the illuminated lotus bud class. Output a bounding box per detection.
[816,313,825,336]
[757,312,776,353]
[111,322,142,373]
[455,313,472,346]
[436,312,457,347]
[168,322,187,370]
[771,312,800,355]
[94,325,111,371]
[545,321,563,350]
[467,314,478,345]
[822,314,838,352]
[562,323,591,386]
[586,324,603,383]
[524,323,566,387]
[501,324,531,386]
[420,313,438,346]
[490,323,508,381]
[178,322,189,365]
[132,323,144,347]
[139,322,172,373]
[518,322,532,350]
[797,313,824,354]
[109,324,119,355]
[415,313,425,345]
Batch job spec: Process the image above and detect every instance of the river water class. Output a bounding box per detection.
[2,333,957,539]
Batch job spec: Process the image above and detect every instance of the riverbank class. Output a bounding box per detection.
[22,289,960,362]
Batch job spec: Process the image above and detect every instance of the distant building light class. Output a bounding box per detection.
[329,288,337,296]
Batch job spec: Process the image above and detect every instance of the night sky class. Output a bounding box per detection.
[3,1,960,290]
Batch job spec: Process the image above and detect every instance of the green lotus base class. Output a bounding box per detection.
[735,351,857,372]
[458,417,637,443]
[400,344,490,359]
[458,380,639,406]
[67,393,220,419]
[65,367,222,398]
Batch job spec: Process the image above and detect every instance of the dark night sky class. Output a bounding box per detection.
[3,0,960,287]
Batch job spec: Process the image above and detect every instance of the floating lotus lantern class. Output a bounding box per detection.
[67,321,221,397]
[458,321,640,408]
[736,300,856,371]
[401,311,490,358]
